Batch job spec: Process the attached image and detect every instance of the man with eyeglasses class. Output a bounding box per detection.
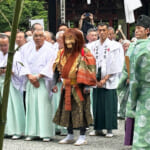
[19,30,56,142]
[87,22,123,137]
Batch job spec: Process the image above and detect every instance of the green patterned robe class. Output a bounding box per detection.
[117,42,135,118]
[128,39,150,150]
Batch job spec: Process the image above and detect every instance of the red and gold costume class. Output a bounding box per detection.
[53,29,96,128]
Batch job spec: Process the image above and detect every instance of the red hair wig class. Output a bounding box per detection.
[63,28,85,55]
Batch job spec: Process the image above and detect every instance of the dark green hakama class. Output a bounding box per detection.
[93,88,118,130]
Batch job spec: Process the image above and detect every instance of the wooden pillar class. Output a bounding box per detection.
[60,0,66,23]
[109,19,113,27]
[48,0,56,34]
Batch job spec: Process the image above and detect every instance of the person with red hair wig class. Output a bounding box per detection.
[52,28,96,146]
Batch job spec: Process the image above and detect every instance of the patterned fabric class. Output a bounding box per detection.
[53,48,96,85]
[53,89,92,128]
[117,42,135,118]
[128,39,150,150]
[53,48,96,128]
[77,49,96,86]
[118,85,129,118]
[61,51,84,111]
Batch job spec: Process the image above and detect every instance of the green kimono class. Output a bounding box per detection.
[128,39,150,150]
[117,42,135,118]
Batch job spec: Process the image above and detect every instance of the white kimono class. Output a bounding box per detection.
[0,51,8,69]
[19,41,56,92]
[19,40,56,138]
[0,51,25,136]
[87,38,124,89]
[0,50,24,91]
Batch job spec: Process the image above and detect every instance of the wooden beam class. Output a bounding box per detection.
[48,0,56,34]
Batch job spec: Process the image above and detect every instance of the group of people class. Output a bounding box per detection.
[0,12,150,149]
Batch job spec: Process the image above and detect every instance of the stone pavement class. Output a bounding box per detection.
[3,120,132,150]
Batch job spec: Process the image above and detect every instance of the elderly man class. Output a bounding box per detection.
[87,23,123,137]
[20,30,56,141]
[122,40,130,54]
[51,30,67,136]
[85,28,98,118]
[55,31,64,50]
[52,31,65,56]
[25,23,43,43]
[44,31,56,44]
[108,27,116,41]
[31,24,54,49]
[16,32,26,48]
[86,28,98,43]
[31,23,43,32]
[0,34,25,140]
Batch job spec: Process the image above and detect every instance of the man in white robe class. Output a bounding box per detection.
[87,23,123,137]
[20,30,56,141]
[0,34,25,140]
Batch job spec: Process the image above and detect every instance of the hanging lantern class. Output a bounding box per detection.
[87,0,91,5]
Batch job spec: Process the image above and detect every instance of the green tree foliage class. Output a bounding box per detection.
[0,0,48,32]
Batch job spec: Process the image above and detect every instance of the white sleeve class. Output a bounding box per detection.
[40,50,56,79]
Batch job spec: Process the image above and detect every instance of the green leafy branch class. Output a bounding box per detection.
[0,9,12,29]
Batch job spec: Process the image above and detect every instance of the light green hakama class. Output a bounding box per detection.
[25,79,55,138]
[0,76,25,136]
[52,82,67,135]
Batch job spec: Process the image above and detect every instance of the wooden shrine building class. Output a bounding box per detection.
[48,0,150,39]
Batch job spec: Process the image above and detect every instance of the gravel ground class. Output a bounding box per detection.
[3,120,132,150]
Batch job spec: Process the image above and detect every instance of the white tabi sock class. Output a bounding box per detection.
[65,134,74,140]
